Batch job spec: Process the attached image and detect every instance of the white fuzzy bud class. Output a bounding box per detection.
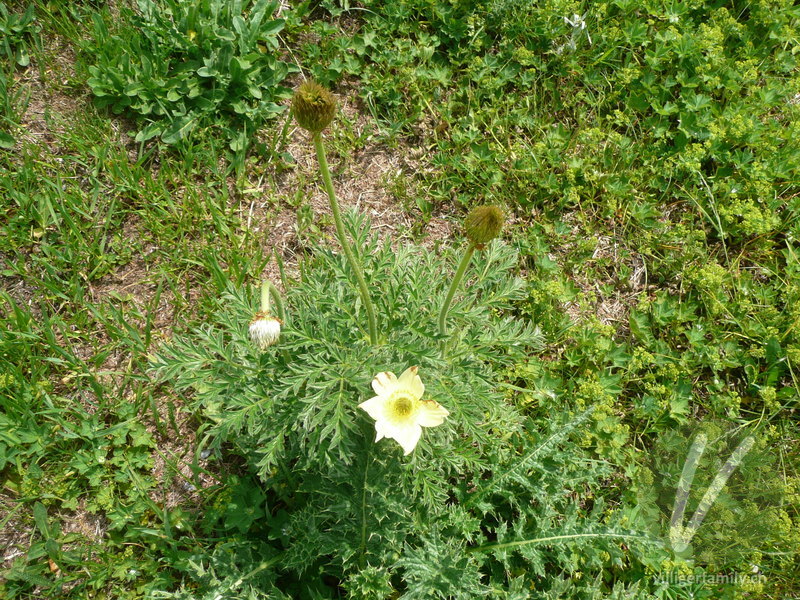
[249,313,281,350]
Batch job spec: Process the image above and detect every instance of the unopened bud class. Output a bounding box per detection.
[292,80,336,133]
[249,312,281,350]
[464,205,504,248]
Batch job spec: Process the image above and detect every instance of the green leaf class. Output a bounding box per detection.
[45,539,61,559]
[197,65,217,77]
[161,114,197,144]
[216,27,235,42]
[15,48,30,67]
[629,310,655,348]
[259,19,284,37]
[228,130,248,152]
[124,82,145,96]
[0,131,14,149]
[33,502,50,539]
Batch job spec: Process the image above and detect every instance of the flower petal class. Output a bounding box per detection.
[374,418,390,442]
[358,396,387,421]
[397,366,424,399]
[417,400,449,427]
[372,371,397,396]
[390,423,423,455]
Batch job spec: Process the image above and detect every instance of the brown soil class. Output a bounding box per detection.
[553,218,649,330]
[15,36,84,145]
[245,79,456,289]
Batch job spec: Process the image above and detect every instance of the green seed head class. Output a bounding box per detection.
[464,205,504,247]
[292,80,336,133]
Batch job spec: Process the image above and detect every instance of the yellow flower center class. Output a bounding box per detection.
[388,392,417,423]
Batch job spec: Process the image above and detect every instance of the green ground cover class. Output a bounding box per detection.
[1,0,799,598]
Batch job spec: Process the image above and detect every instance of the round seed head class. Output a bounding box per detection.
[464,205,504,247]
[292,80,336,133]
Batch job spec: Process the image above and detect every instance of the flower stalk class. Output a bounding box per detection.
[292,81,378,345]
[260,279,271,313]
[312,132,378,345]
[250,280,285,351]
[437,243,476,353]
[438,205,505,354]
[261,279,286,323]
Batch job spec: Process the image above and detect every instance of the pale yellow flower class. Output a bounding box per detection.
[358,366,449,455]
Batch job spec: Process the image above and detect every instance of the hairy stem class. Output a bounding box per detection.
[260,280,271,313]
[312,132,378,345]
[267,281,286,322]
[438,243,476,354]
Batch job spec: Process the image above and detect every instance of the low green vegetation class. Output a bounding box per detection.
[0,2,38,67]
[86,0,296,155]
[1,0,798,598]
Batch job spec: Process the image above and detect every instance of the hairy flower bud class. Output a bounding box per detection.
[292,80,336,133]
[464,205,504,247]
[249,312,281,350]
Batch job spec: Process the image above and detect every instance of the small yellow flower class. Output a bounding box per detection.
[359,367,449,455]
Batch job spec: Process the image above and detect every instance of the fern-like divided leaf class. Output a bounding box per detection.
[150,212,651,597]
[467,407,596,511]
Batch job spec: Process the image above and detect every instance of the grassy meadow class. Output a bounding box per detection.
[1,0,799,598]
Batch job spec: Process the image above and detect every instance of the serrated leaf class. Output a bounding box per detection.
[33,502,50,538]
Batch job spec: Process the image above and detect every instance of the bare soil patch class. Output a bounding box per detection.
[552,217,649,330]
[15,35,84,146]
[247,82,456,289]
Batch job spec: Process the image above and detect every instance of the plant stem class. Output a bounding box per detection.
[466,532,649,554]
[268,281,286,322]
[359,445,371,569]
[260,280,286,322]
[228,552,285,591]
[260,280,271,313]
[275,251,288,289]
[438,243,476,354]
[312,132,378,345]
